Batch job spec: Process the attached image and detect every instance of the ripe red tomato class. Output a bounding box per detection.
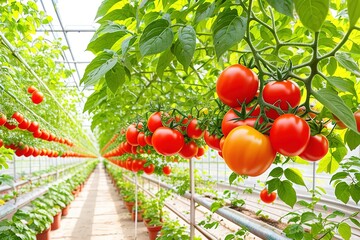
[220,136,225,150]
[162,165,171,175]
[132,159,145,172]
[221,107,259,137]
[0,114,6,126]
[152,127,184,156]
[144,134,152,146]
[33,130,42,138]
[126,124,140,146]
[0,139,3,148]
[263,80,301,119]
[148,112,163,133]
[204,131,221,151]
[18,119,31,130]
[299,134,329,161]
[27,121,39,132]
[186,119,204,139]
[31,91,44,104]
[260,189,276,203]
[4,122,17,130]
[195,147,205,158]
[355,110,360,132]
[12,112,24,124]
[144,164,155,174]
[126,158,133,170]
[41,130,50,140]
[137,132,147,147]
[179,141,198,159]
[270,114,310,156]
[27,86,38,94]
[222,126,276,176]
[216,64,259,107]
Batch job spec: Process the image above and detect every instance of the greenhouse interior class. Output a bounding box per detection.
[0,0,359,240]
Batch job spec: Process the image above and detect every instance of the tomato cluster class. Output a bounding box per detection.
[214,64,335,177]
[27,86,44,105]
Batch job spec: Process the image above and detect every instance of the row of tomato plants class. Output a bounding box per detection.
[0,160,98,240]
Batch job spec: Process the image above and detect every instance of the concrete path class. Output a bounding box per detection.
[52,164,148,240]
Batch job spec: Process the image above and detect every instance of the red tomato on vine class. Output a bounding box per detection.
[179,141,198,159]
[152,127,184,156]
[0,114,6,126]
[27,86,37,94]
[144,164,155,175]
[260,189,276,203]
[31,91,44,104]
[270,114,310,157]
[216,64,259,107]
[148,112,163,133]
[162,165,171,175]
[263,80,301,119]
[299,134,329,161]
[186,119,205,139]
[204,131,221,151]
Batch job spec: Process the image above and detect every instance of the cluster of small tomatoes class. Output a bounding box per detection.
[0,111,77,158]
[104,64,360,203]
[27,85,44,104]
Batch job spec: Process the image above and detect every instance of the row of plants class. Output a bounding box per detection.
[104,160,202,240]
[0,160,87,206]
[0,0,96,157]
[0,160,98,240]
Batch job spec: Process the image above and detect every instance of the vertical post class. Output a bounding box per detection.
[312,162,316,194]
[134,173,138,239]
[189,158,195,239]
[29,156,32,176]
[56,157,59,180]
[13,155,16,181]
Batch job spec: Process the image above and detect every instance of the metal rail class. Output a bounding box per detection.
[0,160,95,221]
[122,174,217,240]
[140,174,290,240]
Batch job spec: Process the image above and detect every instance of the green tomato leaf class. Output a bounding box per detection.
[312,88,358,133]
[95,0,119,19]
[139,19,174,56]
[210,201,223,212]
[97,4,136,24]
[105,63,127,93]
[278,180,297,207]
[335,182,350,203]
[156,49,174,79]
[283,224,304,240]
[325,76,357,97]
[173,25,196,72]
[350,218,360,228]
[195,2,216,24]
[301,212,317,223]
[347,0,360,27]
[344,129,360,150]
[268,167,283,178]
[266,0,294,17]
[335,52,360,77]
[87,22,128,54]
[326,57,337,76]
[266,177,281,193]
[121,35,137,56]
[212,9,246,59]
[330,171,349,183]
[229,172,239,185]
[284,168,306,186]
[350,184,360,204]
[294,0,329,32]
[338,222,351,240]
[80,50,118,88]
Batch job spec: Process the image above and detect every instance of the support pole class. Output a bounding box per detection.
[190,158,195,239]
[134,173,138,239]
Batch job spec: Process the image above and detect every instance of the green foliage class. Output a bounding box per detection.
[0,218,36,240]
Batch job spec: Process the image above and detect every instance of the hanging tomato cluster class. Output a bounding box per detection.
[27,86,44,105]
[1,111,74,146]
[102,64,360,179]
